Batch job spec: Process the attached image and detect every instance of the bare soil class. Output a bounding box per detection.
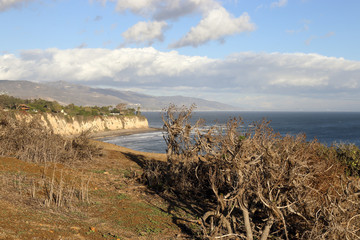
[0,140,194,240]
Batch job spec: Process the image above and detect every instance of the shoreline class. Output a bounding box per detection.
[90,127,162,139]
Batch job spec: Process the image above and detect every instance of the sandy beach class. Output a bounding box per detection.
[90,127,162,139]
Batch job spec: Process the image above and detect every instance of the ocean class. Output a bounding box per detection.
[101,111,360,153]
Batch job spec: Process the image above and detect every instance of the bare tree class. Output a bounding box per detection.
[162,104,198,162]
[115,103,127,111]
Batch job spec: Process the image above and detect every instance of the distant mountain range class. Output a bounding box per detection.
[0,80,237,111]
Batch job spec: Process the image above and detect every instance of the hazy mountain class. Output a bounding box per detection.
[0,80,237,111]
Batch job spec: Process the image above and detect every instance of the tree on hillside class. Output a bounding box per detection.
[0,95,23,109]
[136,106,141,116]
[115,103,127,111]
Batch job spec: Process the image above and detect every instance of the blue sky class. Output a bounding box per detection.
[1,0,360,111]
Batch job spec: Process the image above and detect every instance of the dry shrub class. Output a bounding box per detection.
[0,110,101,164]
[0,166,91,209]
[143,105,360,240]
[40,166,91,208]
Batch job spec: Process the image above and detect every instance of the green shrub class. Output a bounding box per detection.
[0,94,141,117]
[335,143,360,177]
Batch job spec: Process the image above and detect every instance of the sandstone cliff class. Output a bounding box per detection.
[15,113,149,136]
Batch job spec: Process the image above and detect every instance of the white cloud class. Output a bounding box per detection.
[286,19,310,34]
[170,8,255,48]
[1,48,359,110]
[271,0,288,8]
[77,43,88,49]
[122,21,168,46]
[269,76,328,87]
[114,0,157,16]
[305,31,335,45]
[0,0,33,11]
[113,0,216,20]
[102,0,255,47]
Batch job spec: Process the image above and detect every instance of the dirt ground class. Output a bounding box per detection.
[0,140,197,240]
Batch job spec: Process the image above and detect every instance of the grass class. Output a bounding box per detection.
[90,169,107,174]
[113,193,129,200]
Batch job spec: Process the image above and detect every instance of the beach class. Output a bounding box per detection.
[90,127,162,139]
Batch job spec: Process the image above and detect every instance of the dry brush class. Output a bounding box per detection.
[0,110,101,164]
[143,104,360,239]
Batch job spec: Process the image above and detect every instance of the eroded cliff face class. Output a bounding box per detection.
[15,113,148,135]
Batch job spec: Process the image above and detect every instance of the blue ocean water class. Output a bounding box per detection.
[102,111,360,153]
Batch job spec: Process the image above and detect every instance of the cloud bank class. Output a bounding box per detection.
[1,48,359,110]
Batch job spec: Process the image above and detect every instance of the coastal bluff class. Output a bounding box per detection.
[14,112,149,136]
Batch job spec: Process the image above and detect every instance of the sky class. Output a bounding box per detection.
[0,0,360,111]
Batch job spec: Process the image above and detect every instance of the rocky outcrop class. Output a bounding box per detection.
[15,113,148,135]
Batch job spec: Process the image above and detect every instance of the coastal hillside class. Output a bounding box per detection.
[15,112,149,135]
[0,80,237,111]
[0,94,149,135]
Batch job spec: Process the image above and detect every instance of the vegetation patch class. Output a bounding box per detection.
[113,200,173,237]
[0,94,141,117]
[335,143,360,177]
[112,193,130,201]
